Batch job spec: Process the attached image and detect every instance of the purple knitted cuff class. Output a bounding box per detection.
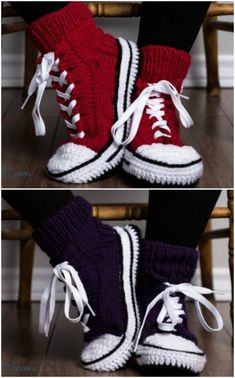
[141,240,198,284]
[33,196,92,262]
[27,2,94,53]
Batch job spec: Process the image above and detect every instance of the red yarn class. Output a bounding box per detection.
[27,2,93,53]
[129,45,191,152]
[139,45,191,91]
[27,3,120,153]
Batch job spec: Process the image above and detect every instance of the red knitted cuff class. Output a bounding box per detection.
[139,45,191,91]
[27,2,94,53]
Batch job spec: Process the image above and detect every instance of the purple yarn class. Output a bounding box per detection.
[138,240,198,343]
[33,196,125,341]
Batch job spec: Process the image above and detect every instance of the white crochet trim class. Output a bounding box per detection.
[81,334,123,363]
[115,39,139,143]
[136,334,206,373]
[47,142,124,184]
[81,225,140,371]
[47,37,139,184]
[123,146,203,185]
[137,144,201,165]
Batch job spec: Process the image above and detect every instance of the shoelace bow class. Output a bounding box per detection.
[39,261,95,337]
[134,282,224,351]
[22,52,84,139]
[111,80,193,146]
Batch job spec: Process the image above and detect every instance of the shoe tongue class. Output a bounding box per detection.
[134,78,179,144]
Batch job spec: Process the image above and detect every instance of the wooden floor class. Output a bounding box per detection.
[2,88,233,188]
[2,302,233,377]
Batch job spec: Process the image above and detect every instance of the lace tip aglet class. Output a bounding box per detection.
[39,328,49,337]
[88,304,96,317]
[21,96,30,110]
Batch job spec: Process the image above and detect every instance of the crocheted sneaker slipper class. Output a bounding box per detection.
[111,45,203,186]
[135,240,223,374]
[24,2,139,183]
[33,196,141,371]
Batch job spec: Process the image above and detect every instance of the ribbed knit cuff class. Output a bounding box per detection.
[33,196,92,262]
[27,2,94,53]
[140,45,191,91]
[141,240,198,283]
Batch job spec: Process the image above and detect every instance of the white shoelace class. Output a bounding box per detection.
[111,80,193,146]
[134,282,224,351]
[39,261,95,337]
[22,52,84,139]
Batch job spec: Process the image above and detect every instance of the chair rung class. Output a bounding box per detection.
[2,209,21,220]
[2,205,230,223]
[92,204,148,220]
[87,2,141,17]
[2,229,33,241]
[2,5,18,17]
[3,2,233,20]
[2,22,26,35]
[207,3,234,17]
[208,20,234,32]
[202,228,230,241]
[211,207,231,218]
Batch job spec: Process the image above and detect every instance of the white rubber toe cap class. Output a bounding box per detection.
[47,143,97,175]
[136,143,201,165]
[82,334,122,363]
[81,334,123,371]
[142,333,204,353]
[137,333,206,373]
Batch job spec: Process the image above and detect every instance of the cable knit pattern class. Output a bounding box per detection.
[26,4,139,183]
[33,197,141,371]
[33,196,125,339]
[122,45,203,185]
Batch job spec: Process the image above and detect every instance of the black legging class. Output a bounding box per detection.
[2,190,220,248]
[146,190,220,248]
[10,1,210,52]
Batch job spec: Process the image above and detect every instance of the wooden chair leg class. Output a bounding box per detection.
[228,190,234,326]
[17,221,35,309]
[203,15,221,96]
[198,221,215,300]
[23,32,38,98]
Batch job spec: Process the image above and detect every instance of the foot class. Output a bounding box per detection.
[111,45,203,186]
[135,240,223,374]
[24,3,139,183]
[33,197,141,371]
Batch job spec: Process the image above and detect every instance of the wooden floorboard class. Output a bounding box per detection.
[2,303,61,377]
[216,302,233,337]
[2,91,60,188]
[2,302,233,377]
[2,88,233,188]
[210,89,234,125]
[187,301,233,377]
[2,88,20,117]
